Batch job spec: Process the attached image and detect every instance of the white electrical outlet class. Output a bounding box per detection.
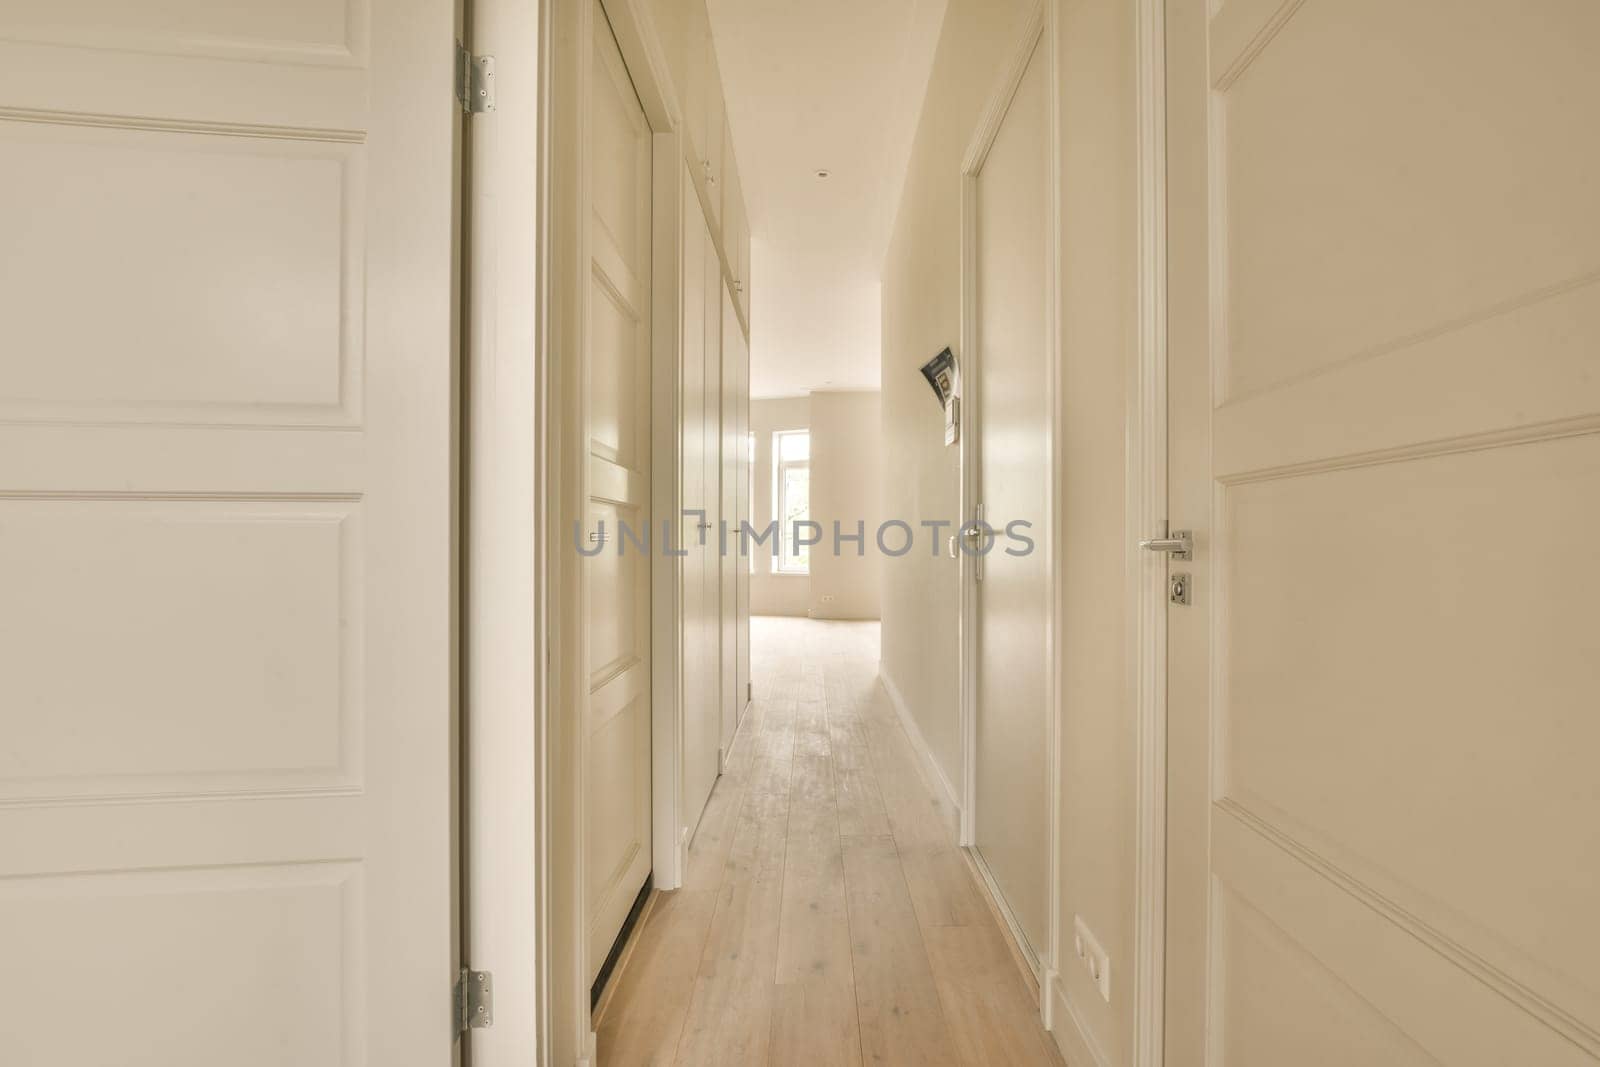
[1073,915,1112,1003]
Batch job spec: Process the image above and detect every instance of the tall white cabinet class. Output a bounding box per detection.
[663,0,752,841]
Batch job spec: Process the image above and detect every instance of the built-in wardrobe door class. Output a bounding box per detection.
[719,283,743,750]
[682,4,724,231]
[739,354,751,721]
[680,177,720,840]
[721,142,749,319]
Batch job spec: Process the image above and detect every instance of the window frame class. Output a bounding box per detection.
[772,429,811,576]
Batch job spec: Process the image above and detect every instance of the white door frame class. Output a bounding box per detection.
[460,0,551,1060]
[956,0,1059,1011]
[1129,5,1168,1065]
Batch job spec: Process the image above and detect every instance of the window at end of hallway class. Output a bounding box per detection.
[774,429,810,575]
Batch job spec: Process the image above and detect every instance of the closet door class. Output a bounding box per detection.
[680,178,720,839]
[719,283,743,749]
[583,9,654,985]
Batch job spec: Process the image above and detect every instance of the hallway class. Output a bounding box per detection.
[595,617,1063,1065]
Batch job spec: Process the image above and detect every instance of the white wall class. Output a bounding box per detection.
[1053,1,1138,1060]
[751,392,884,619]
[750,396,810,616]
[809,391,882,620]
[879,0,1032,808]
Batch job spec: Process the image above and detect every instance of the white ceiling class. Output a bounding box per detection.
[707,0,948,398]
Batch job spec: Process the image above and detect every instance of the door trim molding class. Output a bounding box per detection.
[547,2,596,1061]
[1130,1,1169,1064]
[460,0,555,1061]
[956,0,1057,1024]
[649,132,687,893]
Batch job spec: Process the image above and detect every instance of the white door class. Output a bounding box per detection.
[680,184,722,841]
[972,35,1050,962]
[0,0,457,1062]
[1164,2,1600,1064]
[585,8,653,987]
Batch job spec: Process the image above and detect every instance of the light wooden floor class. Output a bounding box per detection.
[595,616,1063,1066]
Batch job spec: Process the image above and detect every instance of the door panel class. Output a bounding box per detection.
[738,334,751,724]
[585,9,653,986]
[719,284,742,751]
[726,305,752,738]
[1166,1,1600,1063]
[973,36,1049,962]
[0,0,455,1059]
[680,179,721,841]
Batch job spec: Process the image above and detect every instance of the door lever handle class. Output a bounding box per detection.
[1139,529,1192,561]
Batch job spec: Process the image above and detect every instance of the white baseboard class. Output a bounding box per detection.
[877,663,962,819]
[1050,979,1113,1067]
[575,1028,598,1067]
[1042,968,1061,1030]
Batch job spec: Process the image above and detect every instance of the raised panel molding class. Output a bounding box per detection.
[0,861,362,1066]
[0,106,365,144]
[0,118,364,428]
[1214,431,1600,1041]
[1208,0,1308,90]
[0,0,370,67]
[1214,0,1600,405]
[1214,798,1600,1061]
[0,496,362,804]
[1215,879,1436,1066]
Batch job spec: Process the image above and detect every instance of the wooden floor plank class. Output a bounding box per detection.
[745,699,798,797]
[698,788,789,979]
[923,923,1063,1066]
[828,705,893,838]
[600,617,1049,1067]
[898,845,992,930]
[840,833,960,1067]
[683,774,749,893]
[774,705,851,984]
[594,888,717,1067]
[673,974,776,1066]
[769,978,864,1067]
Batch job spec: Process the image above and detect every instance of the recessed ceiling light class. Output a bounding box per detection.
[815,169,831,179]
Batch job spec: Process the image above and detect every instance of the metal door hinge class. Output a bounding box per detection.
[455,968,494,1034]
[456,42,496,114]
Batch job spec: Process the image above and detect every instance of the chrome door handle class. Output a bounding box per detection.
[946,529,988,556]
[1139,528,1192,561]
